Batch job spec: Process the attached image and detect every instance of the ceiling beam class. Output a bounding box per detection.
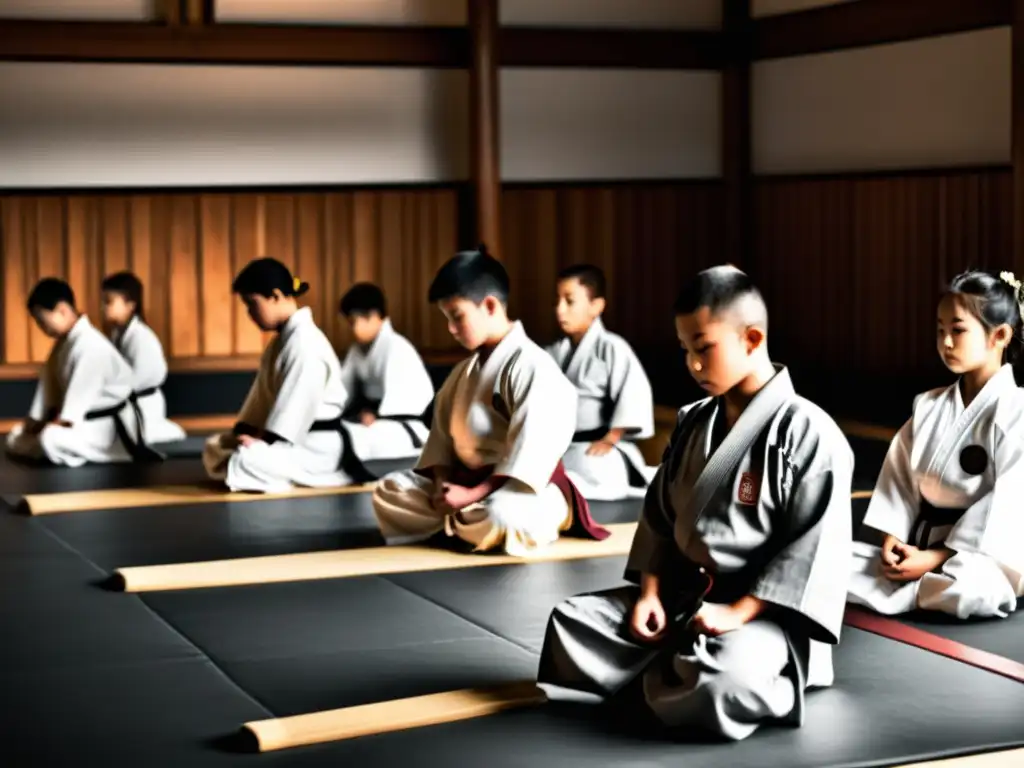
[753,0,1011,61]
[0,20,723,69]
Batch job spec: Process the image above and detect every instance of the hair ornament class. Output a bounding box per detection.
[293,276,302,293]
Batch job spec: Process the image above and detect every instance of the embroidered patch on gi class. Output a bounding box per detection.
[737,472,760,505]
[959,444,988,476]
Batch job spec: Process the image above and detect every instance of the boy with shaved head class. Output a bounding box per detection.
[537,265,854,741]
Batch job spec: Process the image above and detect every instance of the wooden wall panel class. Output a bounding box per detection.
[502,181,725,348]
[2,175,1009,392]
[753,168,1014,378]
[0,181,721,374]
[0,188,462,368]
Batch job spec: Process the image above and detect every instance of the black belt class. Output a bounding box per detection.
[85,400,163,463]
[129,386,159,402]
[310,417,379,484]
[909,499,967,550]
[571,427,648,489]
[343,396,425,450]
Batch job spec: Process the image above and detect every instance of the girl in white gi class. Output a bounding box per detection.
[337,283,434,462]
[101,271,187,446]
[547,264,656,500]
[848,269,1024,619]
[538,266,854,742]
[202,258,351,493]
[6,277,152,466]
[372,245,609,556]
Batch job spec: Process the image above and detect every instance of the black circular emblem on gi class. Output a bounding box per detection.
[959,444,988,476]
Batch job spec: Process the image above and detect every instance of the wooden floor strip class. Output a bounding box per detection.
[894,748,1024,767]
[12,482,375,516]
[114,522,639,593]
[241,682,546,752]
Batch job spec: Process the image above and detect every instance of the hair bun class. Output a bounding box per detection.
[294,280,310,297]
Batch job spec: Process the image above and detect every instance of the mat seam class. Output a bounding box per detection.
[383,576,542,659]
[31,518,277,720]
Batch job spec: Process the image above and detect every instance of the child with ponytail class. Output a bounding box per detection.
[849,269,1024,619]
[202,257,354,492]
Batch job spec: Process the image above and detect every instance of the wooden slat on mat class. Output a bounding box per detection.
[114,522,639,593]
[13,482,374,516]
[896,748,1024,767]
[242,682,546,752]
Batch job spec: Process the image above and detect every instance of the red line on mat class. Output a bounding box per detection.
[844,605,1024,684]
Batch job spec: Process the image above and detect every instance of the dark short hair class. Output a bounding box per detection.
[340,283,387,318]
[427,244,509,305]
[673,265,767,330]
[102,271,145,321]
[27,277,75,312]
[557,264,606,300]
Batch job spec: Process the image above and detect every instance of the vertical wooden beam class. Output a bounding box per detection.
[185,0,215,26]
[468,0,501,258]
[722,0,752,271]
[1014,0,1024,274]
[156,0,183,26]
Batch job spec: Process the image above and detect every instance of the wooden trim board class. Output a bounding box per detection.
[241,682,546,752]
[10,481,374,516]
[111,492,870,591]
[114,522,639,592]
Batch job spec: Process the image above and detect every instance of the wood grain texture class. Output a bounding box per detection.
[751,167,1014,378]
[0,181,719,372]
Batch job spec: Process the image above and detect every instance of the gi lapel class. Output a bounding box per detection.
[683,365,795,528]
[562,318,603,383]
[922,364,1013,479]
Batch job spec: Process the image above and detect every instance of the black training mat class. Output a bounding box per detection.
[153,435,208,458]
[142,576,538,717]
[388,556,629,653]
[0,453,209,496]
[894,601,1024,665]
[0,657,276,768]
[290,627,1024,768]
[0,547,203,673]
[0,451,412,498]
[586,498,642,525]
[40,493,384,570]
[40,493,641,572]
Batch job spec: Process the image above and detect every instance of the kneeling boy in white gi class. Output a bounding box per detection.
[372,245,608,556]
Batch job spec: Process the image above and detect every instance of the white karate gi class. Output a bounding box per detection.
[547,318,657,500]
[111,316,187,445]
[339,319,434,461]
[848,364,1024,619]
[5,315,145,466]
[373,321,578,556]
[202,308,351,493]
[538,366,854,741]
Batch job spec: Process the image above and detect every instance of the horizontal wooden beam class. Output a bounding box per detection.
[0,21,468,67]
[753,0,1011,60]
[0,20,723,69]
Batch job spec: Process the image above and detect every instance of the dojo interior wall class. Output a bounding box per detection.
[0,0,723,372]
[750,24,1012,385]
[0,0,1016,405]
